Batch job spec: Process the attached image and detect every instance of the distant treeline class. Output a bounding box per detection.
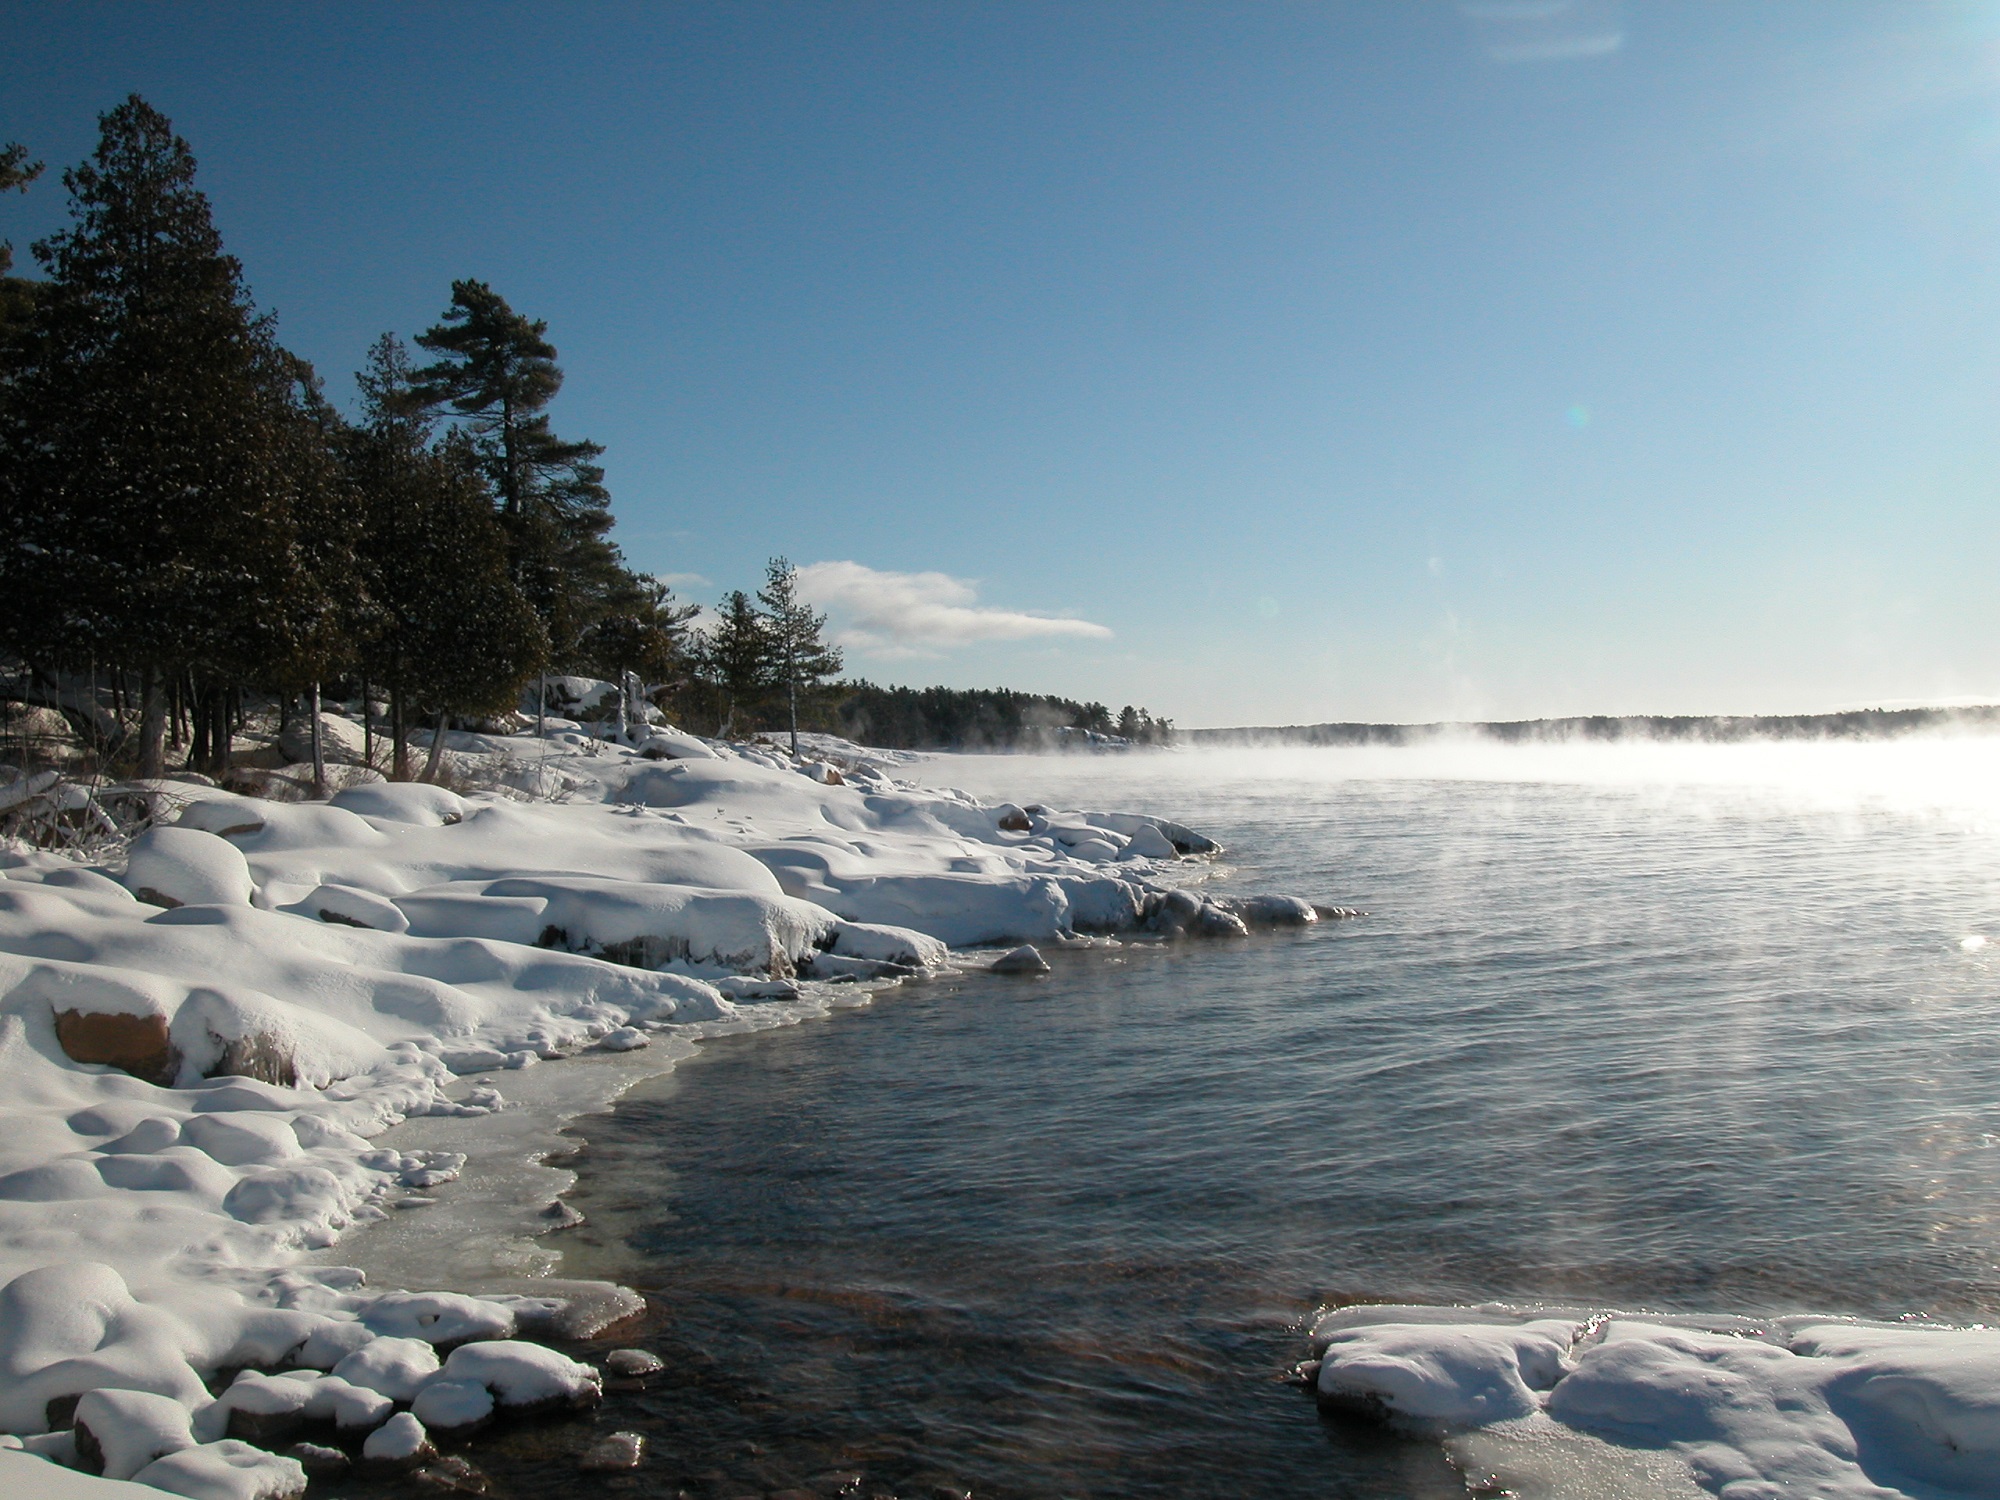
[833,683,1171,750]
[1187,706,2000,747]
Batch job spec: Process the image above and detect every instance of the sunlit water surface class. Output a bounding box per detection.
[485,740,2000,1498]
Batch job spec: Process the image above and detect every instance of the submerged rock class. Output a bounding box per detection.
[577,1429,646,1471]
[603,1348,665,1378]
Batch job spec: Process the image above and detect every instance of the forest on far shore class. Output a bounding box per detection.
[0,98,1166,785]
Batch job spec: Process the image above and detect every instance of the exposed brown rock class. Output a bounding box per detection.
[54,1009,177,1086]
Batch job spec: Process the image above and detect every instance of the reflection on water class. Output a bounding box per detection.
[452,743,2000,1496]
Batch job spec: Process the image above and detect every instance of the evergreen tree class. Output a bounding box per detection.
[0,142,44,378]
[574,573,700,690]
[0,140,44,277]
[0,96,334,776]
[756,556,843,756]
[700,590,772,738]
[411,280,621,661]
[255,353,363,793]
[346,335,547,779]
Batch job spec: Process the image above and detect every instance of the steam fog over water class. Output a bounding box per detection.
[544,738,2000,1497]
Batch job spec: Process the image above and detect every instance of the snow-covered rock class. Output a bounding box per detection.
[408,1378,493,1432]
[1311,1304,2000,1499]
[359,1411,433,1467]
[131,1440,306,1500]
[327,783,466,827]
[123,828,255,909]
[74,1387,195,1480]
[276,714,367,768]
[0,1262,209,1433]
[429,1339,601,1414]
[331,1336,440,1402]
[636,731,717,761]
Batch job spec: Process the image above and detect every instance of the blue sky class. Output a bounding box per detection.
[7,1,2000,726]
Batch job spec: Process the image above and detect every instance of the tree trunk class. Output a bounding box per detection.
[309,681,326,799]
[788,676,799,758]
[420,709,448,783]
[360,674,373,770]
[190,685,209,769]
[391,685,409,781]
[535,672,546,740]
[138,667,165,780]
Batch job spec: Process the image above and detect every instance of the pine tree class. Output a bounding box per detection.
[411,280,621,663]
[0,96,334,777]
[0,140,43,278]
[574,574,700,692]
[345,335,547,780]
[700,590,772,738]
[756,557,843,757]
[255,353,363,794]
[0,142,44,379]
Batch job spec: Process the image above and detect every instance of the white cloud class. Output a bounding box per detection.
[1460,0,1622,63]
[796,561,1113,657]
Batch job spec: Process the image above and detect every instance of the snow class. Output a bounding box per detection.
[121,830,254,910]
[408,1377,493,1432]
[74,1389,195,1480]
[1313,1304,2000,1498]
[129,1441,304,1500]
[432,1339,600,1410]
[329,1335,439,1401]
[0,723,1277,1494]
[0,1451,167,1497]
[358,1411,431,1464]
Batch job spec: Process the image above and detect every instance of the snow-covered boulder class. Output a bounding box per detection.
[1315,1318,1580,1424]
[7,962,182,1085]
[198,1370,331,1444]
[331,1336,440,1403]
[123,828,255,909]
[354,1292,516,1347]
[328,783,467,827]
[409,1378,494,1433]
[427,1339,601,1415]
[132,1440,306,1500]
[826,921,948,970]
[0,1263,209,1434]
[74,1387,195,1480]
[479,876,840,975]
[173,797,267,840]
[636,731,717,761]
[301,884,409,934]
[169,985,385,1089]
[276,713,367,767]
[360,1411,434,1468]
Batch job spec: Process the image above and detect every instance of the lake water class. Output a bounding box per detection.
[535,739,2000,1499]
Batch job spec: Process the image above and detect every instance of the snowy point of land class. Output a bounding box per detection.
[0,704,1299,1496]
[1309,1303,2000,1498]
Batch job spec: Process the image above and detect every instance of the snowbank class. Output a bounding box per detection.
[1311,1303,2000,1498]
[0,723,1278,1493]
